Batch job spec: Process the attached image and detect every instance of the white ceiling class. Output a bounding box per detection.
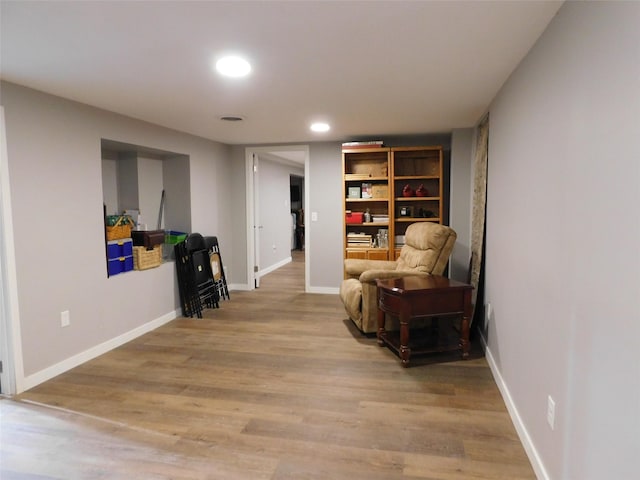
[0,1,562,146]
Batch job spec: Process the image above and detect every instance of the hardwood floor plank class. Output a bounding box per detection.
[404,453,536,480]
[4,251,535,478]
[243,417,465,457]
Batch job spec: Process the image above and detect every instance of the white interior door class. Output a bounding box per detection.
[252,154,261,288]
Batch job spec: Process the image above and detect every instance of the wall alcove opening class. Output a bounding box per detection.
[101,139,191,274]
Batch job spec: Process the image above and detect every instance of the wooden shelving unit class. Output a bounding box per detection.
[391,146,443,259]
[342,148,391,261]
[342,145,444,264]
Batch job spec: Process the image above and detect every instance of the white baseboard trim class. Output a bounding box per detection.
[307,286,339,295]
[481,334,549,480]
[224,283,338,295]
[20,309,179,392]
[258,257,292,277]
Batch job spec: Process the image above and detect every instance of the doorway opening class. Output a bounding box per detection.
[245,146,309,291]
[290,174,304,252]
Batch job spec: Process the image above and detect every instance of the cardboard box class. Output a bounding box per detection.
[371,184,388,198]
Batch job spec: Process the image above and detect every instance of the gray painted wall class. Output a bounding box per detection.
[228,145,248,286]
[257,156,302,272]
[162,155,192,234]
[307,142,344,292]
[137,156,164,228]
[101,158,118,215]
[449,128,474,282]
[1,81,233,385]
[485,2,639,478]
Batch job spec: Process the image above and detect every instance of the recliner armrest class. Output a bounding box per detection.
[344,259,397,278]
[359,269,430,284]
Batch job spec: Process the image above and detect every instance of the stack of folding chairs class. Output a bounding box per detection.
[174,233,219,318]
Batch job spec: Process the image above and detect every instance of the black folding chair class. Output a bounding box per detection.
[204,236,230,300]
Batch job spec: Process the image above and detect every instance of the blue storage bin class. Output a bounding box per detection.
[108,255,133,276]
[123,255,134,272]
[107,238,133,259]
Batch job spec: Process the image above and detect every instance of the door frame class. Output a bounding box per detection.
[245,145,309,291]
[0,106,23,394]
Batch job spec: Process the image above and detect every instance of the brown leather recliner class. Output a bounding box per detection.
[339,222,457,334]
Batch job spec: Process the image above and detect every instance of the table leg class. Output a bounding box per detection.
[399,315,411,367]
[377,303,386,347]
[459,315,470,359]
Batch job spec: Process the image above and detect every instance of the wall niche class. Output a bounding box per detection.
[101,139,192,268]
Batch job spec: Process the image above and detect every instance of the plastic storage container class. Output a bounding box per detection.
[165,230,187,244]
[107,255,134,276]
[107,238,133,259]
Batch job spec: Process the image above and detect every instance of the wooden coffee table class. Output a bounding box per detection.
[376,275,473,367]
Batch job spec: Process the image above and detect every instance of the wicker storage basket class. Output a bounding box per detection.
[106,215,135,241]
[133,245,162,270]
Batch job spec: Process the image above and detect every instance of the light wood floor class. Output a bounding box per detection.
[1,250,535,479]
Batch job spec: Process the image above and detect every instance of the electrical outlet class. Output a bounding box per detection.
[547,395,556,430]
[60,310,70,328]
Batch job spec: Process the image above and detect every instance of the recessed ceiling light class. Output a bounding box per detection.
[310,122,330,132]
[219,115,245,122]
[215,56,251,77]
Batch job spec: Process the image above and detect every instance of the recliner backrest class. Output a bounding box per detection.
[396,222,457,275]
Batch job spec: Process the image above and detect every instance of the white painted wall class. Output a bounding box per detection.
[484,2,640,479]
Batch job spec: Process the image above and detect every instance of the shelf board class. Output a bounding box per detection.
[395,218,440,223]
[345,174,388,181]
[394,197,439,201]
[394,175,440,180]
[346,222,389,227]
[346,198,388,202]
